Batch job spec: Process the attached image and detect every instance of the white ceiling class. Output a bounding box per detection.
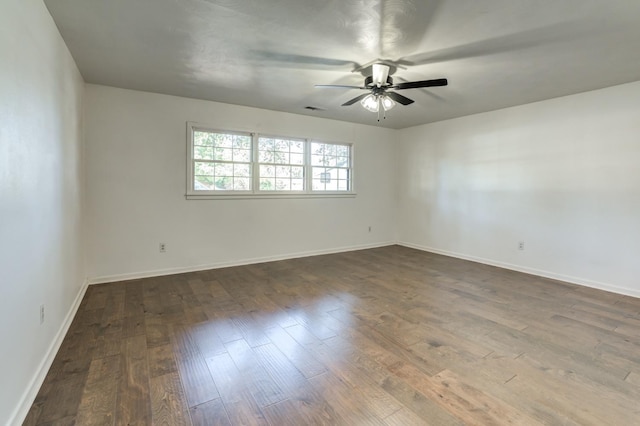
[44,0,640,129]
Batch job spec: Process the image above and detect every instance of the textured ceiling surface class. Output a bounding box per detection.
[44,0,640,129]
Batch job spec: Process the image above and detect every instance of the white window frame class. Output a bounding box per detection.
[186,122,355,199]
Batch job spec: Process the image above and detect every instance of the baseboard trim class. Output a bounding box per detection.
[10,278,89,426]
[88,242,396,285]
[399,242,640,299]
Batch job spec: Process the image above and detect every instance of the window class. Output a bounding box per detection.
[192,129,252,191]
[187,123,353,198]
[258,136,305,191]
[311,142,351,191]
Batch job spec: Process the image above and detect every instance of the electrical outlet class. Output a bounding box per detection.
[518,241,525,251]
[40,304,45,325]
[159,243,166,253]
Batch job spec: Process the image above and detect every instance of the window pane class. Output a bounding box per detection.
[215,163,233,176]
[275,178,291,190]
[260,165,275,177]
[259,138,274,151]
[290,153,304,165]
[195,161,214,176]
[324,178,338,191]
[337,156,349,167]
[215,134,233,148]
[233,136,251,150]
[272,152,289,164]
[194,131,213,146]
[275,139,289,151]
[194,146,213,160]
[234,164,251,177]
[292,179,304,191]
[260,178,275,191]
[311,143,325,156]
[194,175,214,190]
[213,148,232,161]
[312,167,331,180]
[234,177,251,190]
[233,149,251,162]
[276,166,291,178]
[291,166,304,179]
[259,150,273,163]
[214,176,233,190]
[312,155,323,166]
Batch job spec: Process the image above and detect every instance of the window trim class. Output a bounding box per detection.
[186,122,356,199]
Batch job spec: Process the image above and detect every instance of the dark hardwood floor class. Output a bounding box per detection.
[24,246,640,425]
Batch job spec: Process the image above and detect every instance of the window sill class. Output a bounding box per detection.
[186,192,356,200]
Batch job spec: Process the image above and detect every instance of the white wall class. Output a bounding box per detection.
[84,85,396,282]
[398,81,640,296]
[0,0,86,424]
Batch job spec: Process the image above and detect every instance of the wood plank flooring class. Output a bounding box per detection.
[24,246,640,425]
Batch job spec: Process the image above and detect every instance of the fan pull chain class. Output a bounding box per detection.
[376,97,387,122]
[378,98,388,122]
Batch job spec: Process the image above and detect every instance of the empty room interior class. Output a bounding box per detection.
[3,0,640,425]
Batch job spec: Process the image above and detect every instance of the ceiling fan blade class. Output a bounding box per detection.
[315,84,366,89]
[394,78,448,90]
[341,93,371,106]
[386,92,415,105]
[396,22,591,67]
[248,50,360,69]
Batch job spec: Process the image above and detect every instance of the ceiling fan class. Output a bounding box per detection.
[315,63,448,119]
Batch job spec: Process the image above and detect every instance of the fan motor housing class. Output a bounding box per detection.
[365,75,393,88]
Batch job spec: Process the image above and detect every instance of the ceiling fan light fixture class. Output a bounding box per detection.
[361,94,379,112]
[381,95,396,111]
[360,94,395,113]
